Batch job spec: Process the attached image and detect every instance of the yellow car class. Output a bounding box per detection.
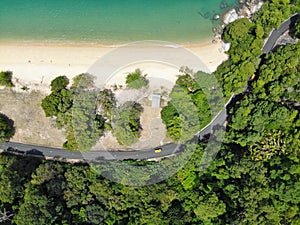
[249,74,256,81]
[154,148,162,153]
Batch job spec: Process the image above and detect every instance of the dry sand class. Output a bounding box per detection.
[0,40,227,88]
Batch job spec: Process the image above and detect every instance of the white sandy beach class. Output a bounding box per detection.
[0,40,227,90]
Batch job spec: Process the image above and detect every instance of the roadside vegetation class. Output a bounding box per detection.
[0,1,299,224]
[161,73,211,142]
[112,101,143,146]
[41,73,105,151]
[291,15,300,38]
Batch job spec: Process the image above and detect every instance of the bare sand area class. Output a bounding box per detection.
[0,89,66,147]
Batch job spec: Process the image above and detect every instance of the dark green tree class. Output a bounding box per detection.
[291,16,300,38]
[50,75,69,92]
[0,71,14,87]
[13,187,56,225]
[0,113,15,142]
[41,89,73,117]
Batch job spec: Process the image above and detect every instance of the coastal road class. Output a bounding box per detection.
[0,141,182,161]
[262,13,299,54]
[0,106,226,162]
[196,109,227,140]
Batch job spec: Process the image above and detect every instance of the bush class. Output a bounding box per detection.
[0,71,14,87]
[126,69,149,89]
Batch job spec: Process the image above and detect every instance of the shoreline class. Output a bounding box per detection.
[0,37,215,48]
[0,39,228,93]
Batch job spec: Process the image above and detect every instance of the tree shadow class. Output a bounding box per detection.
[0,113,15,140]
[26,149,45,157]
[288,13,300,38]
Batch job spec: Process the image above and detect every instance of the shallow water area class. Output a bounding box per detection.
[0,0,239,44]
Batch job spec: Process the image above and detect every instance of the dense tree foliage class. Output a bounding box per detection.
[216,18,262,97]
[252,42,300,104]
[253,0,300,38]
[50,75,69,92]
[0,154,41,206]
[223,18,263,58]
[0,71,14,87]
[161,73,214,142]
[125,69,149,89]
[42,74,105,151]
[97,89,116,120]
[215,0,300,98]
[0,113,15,142]
[112,101,143,145]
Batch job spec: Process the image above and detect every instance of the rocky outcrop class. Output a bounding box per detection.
[222,41,231,51]
[237,0,264,18]
[223,9,239,25]
[222,0,264,25]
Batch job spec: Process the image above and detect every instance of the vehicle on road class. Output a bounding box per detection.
[249,74,256,81]
[154,148,162,153]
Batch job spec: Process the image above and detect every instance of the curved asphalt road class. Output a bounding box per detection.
[0,105,228,161]
[0,13,298,161]
[262,13,299,54]
[0,105,227,161]
[0,142,181,161]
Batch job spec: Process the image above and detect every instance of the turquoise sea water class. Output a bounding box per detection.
[0,0,239,44]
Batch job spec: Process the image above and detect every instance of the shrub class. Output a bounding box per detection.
[126,69,149,89]
[0,71,14,87]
